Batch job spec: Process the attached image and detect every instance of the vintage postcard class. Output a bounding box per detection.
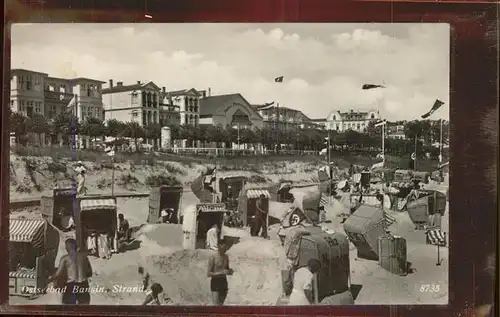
[8,23,449,306]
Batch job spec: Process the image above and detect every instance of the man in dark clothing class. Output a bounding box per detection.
[255,194,269,238]
[348,164,354,177]
[118,213,130,242]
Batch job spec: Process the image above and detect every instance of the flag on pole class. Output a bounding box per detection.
[374,119,387,127]
[275,76,284,83]
[257,101,275,110]
[66,95,77,113]
[104,145,115,157]
[426,228,447,247]
[362,84,385,90]
[421,99,445,119]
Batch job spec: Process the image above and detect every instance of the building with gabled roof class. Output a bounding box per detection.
[251,103,314,131]
[102,79,163,127]
[168,88,202,126]
[325,108,380,132]
[199,93,263,130]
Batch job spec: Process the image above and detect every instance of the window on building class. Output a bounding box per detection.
[371,114,375,119]
[35,102,41,113]
[26,76,32,91]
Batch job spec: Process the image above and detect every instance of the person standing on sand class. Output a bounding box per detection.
[289,258,321,305]
[117,213,131,242]
[74,161,87,196]
[206,224,219,251]
[47,238,93,305]
[207,241,234,305]
[255,194,269,238]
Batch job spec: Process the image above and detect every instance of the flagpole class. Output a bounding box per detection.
[111,156,115,197]
[439,119,443,164]
[276,103,280,154]
[436,242,441,266]
[381,122,385,167]
[414,134,418,171]
[327,130,331,167]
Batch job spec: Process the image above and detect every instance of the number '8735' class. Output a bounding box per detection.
[419,284,440,292]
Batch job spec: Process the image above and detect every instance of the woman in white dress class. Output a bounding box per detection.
[289,259,321,305]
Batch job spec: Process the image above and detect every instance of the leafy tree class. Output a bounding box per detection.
[404,120,432,145]
[123,122,145,151]
[26,113,51,146]
[105,119,126,138]
[169,125,181,141]
[239,128,256,144]
[50,113,79,147]
[9,111,29,145]
[144,123,162,148]
[80,117,105,146]
[365,120,382,139]
[204,125,224,147]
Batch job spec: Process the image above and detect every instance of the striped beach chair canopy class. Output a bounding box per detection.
[9,218,45,248]
[246,189,271,199]
[80,198,116,211]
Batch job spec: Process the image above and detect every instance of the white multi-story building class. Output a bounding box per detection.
[387,124,406,140]
[325,109,380,132]
[10,68,105,121]
[102,80,163,126]
[169,88,202,126]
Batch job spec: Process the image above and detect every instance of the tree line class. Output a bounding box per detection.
[9,111,449,158]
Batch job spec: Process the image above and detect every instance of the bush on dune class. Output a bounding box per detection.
[118,173,141,186]
[145,173,181,187]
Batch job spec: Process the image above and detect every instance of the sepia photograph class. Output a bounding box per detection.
[8,23,449,306]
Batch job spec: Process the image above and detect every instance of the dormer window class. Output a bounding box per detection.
[371,114,375,119]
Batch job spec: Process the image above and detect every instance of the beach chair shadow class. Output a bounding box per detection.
[406,261,416,274]
[350,284,363,301]
[119,239,142,252]
[223,235,241,250]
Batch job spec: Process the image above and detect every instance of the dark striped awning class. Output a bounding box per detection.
[9,218,45,248]
[9,270,36,279]
[246,189,270,199]
[80,199,116,211]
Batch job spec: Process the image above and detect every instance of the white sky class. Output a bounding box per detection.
[11,23,449,121]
